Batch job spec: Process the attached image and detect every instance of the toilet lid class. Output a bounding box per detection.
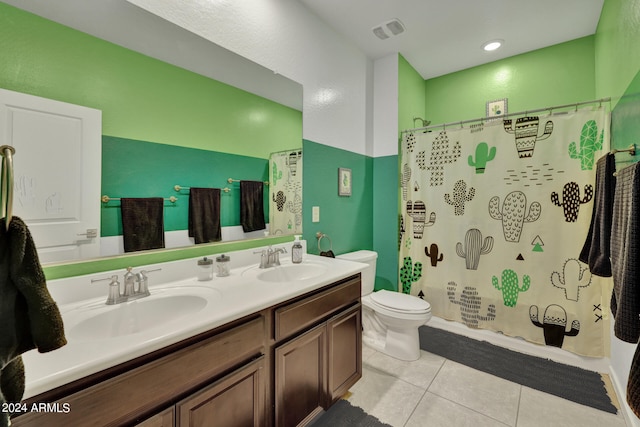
[370,290,430,313]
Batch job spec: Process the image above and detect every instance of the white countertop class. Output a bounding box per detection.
[22,250,365,399]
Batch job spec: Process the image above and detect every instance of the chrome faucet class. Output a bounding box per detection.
[254,246,287,268]
[91,267,161,305]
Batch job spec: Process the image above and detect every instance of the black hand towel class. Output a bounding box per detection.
[121,198,165,252]
[240,181,266,232]
[0,217,66,426]
[610,162,640,343]
[188,188,222,244]
[579,153,615,276]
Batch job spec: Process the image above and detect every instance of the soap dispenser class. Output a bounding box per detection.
[292,235,303,264]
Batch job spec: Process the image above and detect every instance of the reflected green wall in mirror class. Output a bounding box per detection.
[101,136,270,235]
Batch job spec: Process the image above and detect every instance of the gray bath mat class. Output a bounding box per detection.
[419,325,617,414]
[313,399,392,427]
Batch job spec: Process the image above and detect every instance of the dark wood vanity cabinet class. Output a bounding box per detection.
[273,275,362,427]
[12,274,361,427]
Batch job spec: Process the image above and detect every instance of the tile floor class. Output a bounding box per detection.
[346,345,628,427]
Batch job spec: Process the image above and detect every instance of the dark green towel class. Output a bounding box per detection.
[0,217,66,426]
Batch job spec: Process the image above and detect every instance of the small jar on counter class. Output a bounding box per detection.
[216,254,231,277]
[197,257,214,281]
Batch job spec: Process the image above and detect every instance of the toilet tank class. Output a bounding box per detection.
[336,250,377,296]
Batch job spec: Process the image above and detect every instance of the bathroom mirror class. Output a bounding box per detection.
[2,0,303,264]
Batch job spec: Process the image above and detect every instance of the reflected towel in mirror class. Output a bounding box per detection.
[240,181,266,232]
[121,198,165,252]
[188,188,222,244]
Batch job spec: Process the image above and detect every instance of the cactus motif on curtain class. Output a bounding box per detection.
[269,149,302,235]
[399,108,610,357]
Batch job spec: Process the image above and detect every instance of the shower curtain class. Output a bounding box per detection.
[269,149,302,235]
[400,108,610,357]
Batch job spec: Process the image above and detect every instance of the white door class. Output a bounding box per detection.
[0,89,102,263]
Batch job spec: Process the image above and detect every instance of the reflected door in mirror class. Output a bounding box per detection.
[0,89,102,263]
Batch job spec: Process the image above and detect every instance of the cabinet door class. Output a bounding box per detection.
[136,407,175,427]
[177,356,265,427]
[275,324,326,427]
[326,304,362,403]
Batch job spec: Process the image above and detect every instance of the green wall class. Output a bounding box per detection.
[372,154,398,291]
[424,36,596,125]
[399,54,427,132]
[302,140,373,257]
[595,0,640,154]
[595,0,640,108]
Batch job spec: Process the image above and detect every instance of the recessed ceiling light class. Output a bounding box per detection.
[482,40,503,51]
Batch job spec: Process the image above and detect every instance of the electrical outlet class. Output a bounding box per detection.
[312,206,320,222]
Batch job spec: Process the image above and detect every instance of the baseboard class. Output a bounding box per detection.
[427,316,611,373]
[609,365,640,426]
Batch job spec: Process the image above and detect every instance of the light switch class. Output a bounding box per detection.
[312,206,320,222]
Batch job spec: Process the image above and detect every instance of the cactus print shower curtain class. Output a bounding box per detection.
[269,149,303,235]
[399,108,611,357]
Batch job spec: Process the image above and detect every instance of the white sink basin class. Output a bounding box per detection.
[66,287,219,342]
[255,263,328,283]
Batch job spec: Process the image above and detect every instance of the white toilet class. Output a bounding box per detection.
[337,250,431,361]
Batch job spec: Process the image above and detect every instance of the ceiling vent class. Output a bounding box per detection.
[372,18,405,40]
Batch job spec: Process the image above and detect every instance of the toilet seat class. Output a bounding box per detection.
[369,290,430,315]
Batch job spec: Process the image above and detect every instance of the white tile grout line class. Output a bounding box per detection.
[400,353,447,427]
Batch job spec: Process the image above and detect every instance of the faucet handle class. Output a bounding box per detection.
[254,247,270,268]
[91,275,122,305]
[137,267,161,279]
[91,275,119,285]
[136,268,161,296]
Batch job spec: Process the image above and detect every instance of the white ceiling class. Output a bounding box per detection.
[299,0,605,79]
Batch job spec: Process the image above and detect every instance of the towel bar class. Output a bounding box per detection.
[101,195,178,203]
[0,145,15,230]
[611,144,636,156]
[227,178,269,185]
[174,185,230,193]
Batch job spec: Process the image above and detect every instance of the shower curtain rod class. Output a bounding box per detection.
[401,97,611,134]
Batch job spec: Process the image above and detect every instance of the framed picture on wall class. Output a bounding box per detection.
[486,98,508,118]
[338,168,352,196]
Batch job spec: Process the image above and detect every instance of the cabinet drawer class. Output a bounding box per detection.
[274,275,360,341]
[12,315,265,427]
